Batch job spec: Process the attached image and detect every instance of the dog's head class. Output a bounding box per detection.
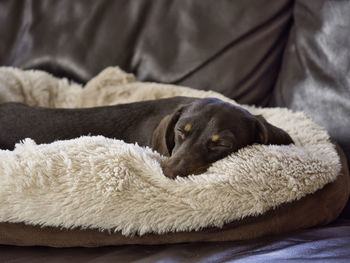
[152,98,293,179]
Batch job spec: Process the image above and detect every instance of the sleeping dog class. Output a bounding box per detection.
[0,97,293,178]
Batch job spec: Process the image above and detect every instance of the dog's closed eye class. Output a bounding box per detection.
[208,138,233,151]
[176,123,192,140]
[207,133,234,151]
[176,129,186,140]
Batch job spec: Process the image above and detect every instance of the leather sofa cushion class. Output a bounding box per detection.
[271,0,350,165]
[0,0,292,105]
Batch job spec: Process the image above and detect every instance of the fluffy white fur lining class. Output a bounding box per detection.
[0,67,341,236]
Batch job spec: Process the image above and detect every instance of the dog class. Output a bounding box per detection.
[0,97,293,178]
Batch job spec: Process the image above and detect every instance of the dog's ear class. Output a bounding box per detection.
[152,106,186,156]
[255,115,294,145]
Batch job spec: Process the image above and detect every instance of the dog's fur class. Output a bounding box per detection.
[0,97,293,178]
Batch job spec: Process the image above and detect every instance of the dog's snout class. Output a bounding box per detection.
[162,159,181,179]
[162,165,178,179]
[161,156,210,179]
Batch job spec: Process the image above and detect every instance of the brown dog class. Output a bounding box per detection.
[152,98,293,178]
[0,97,293,179]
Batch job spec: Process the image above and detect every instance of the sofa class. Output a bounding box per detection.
[0,0,349,262]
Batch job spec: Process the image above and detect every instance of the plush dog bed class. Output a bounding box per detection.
[0,67,348,247]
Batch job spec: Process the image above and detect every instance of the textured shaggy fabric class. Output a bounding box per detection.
[0,67,341,236]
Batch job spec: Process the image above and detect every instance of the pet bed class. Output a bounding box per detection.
[0,67,348,247]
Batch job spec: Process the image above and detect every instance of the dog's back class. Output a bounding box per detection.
[0,97,196,150]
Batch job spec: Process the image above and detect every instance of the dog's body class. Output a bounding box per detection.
[0,97,293,178]
[0,97,196,150]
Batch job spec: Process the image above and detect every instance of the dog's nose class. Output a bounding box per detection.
[161,163,178,179]
[161,160,183,179]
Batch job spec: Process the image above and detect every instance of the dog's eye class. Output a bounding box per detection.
[176,129,186,140]
[208,140,233,151]
[216,140,233,148]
